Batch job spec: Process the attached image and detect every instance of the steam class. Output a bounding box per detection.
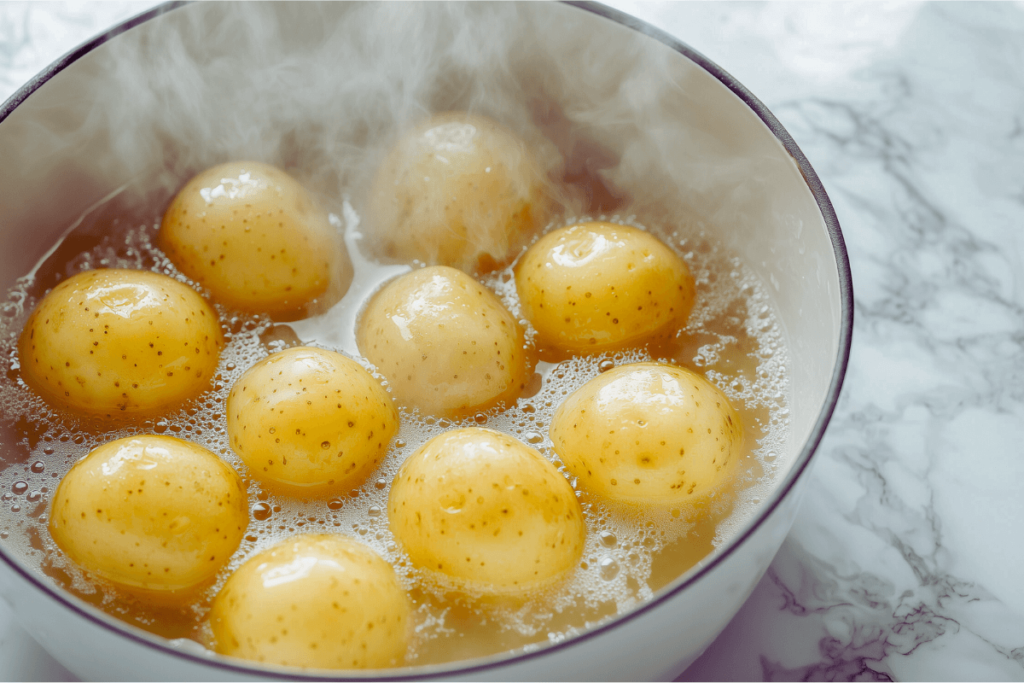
[9,2,771,240]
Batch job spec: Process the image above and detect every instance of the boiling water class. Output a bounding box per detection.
[0,194,789,668]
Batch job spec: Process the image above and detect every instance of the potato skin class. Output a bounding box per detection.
[549,363,743,507]
[356,266,530,417]
[227,346,398,493]
[211,534,410,670]
[160,161,352,319]
[18,269,222,419]
[515,222,695,355]
[388,428,585,593]
[48,435,247,592]
[368,112,551,274]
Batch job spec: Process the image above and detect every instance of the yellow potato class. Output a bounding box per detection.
[388,428,585,593]
[48,435,247,593]
[211,534,410,669]
[357,266,530,417]
[549,363,743,506]
[160,161,352,319]
[18,269,222,419]
[226,346,398,493]
[515,222,695,355]
[368,112,552,274]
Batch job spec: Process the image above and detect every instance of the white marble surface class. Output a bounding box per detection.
[2,1,1024,680]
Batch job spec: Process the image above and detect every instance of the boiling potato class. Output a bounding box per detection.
[549,363,743,507]
[388,428,585,593]
[211,534,410,669]
[49,435,247,593]
[356,266,530,417]
[368,112,553,274]
[515,222,695,355]
[160,161,352,319]
[227,346,398,493]
[18,269,222,419]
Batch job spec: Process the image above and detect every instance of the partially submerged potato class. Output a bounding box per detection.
[211,534,410,669]
[226,346,398,493]
[368,112,553,274]
[549,363,743,507]
[18,269,222,419]
[515,222,695,355]
[49,435,247,593]
[161,161,353,319]
[388,427,585,593]
[356,266,530,417]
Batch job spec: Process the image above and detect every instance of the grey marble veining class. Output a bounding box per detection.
[2,2,1024,681]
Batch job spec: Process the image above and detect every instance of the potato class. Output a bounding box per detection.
[160,161,352,319]
[515,222,695,355]
[226,346,398,493]
[549,363,743,507]
[356,266,530,417]
[367,112,552,274]
[48,435,247,593]
[388,428,585,593]
[18,269,222,419]
[211,534,410,669]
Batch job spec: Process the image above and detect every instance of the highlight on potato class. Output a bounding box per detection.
[388,427,586,594]
[211,534,410,669]
[17,268,223,419]
[226,346,398,494]
[48,435,248,594]
[515,222,695,357]
[160,161,353,320]
[550,363,744,508]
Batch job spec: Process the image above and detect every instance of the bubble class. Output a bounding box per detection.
[251,502,272,521]
[599,557,619,580]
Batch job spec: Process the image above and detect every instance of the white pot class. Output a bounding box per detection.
[0,3,852,680]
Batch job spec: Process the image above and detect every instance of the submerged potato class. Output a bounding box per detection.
[211,534,410,669]
[227,346,398,493]
[356,266,530,417]
[515,222,695,354]
[549,363,743,506]
[388,428,585,593]
[368,112,552,274]
[18,269,222,418]
[161,161,352,318]
[49,435,247,592]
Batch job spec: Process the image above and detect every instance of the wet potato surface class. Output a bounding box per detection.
[226,346,399,494]
[388,427,586,593]
[49,435,248,593]
[18,269,223,419]
[357,266,530,417]
[161,161,353,319]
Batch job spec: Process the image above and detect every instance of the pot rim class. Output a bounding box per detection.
[0,1,854,679]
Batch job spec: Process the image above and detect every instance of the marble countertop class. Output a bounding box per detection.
[2,2,1023,680]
